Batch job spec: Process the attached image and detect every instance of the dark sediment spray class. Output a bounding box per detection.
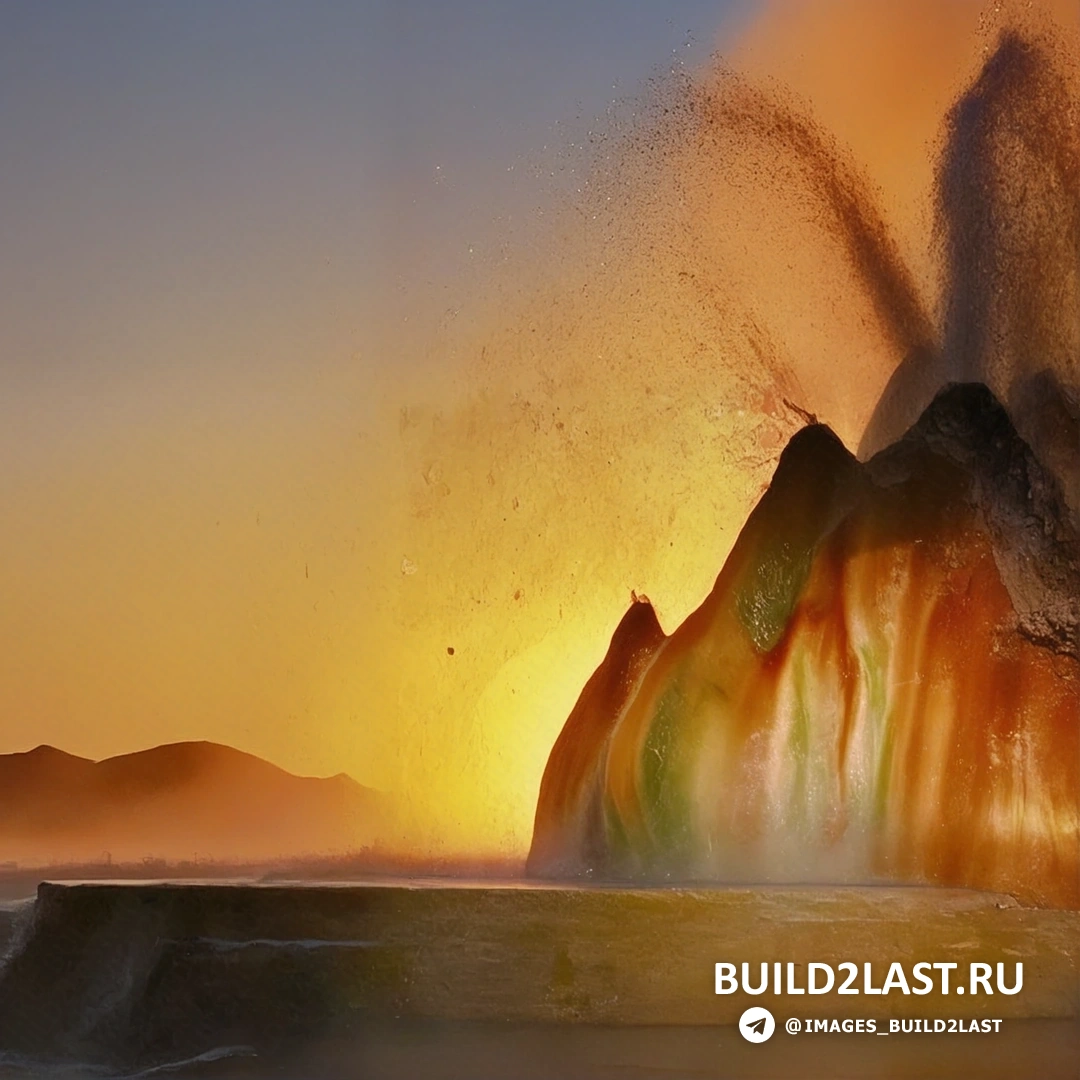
[369,2,1080,863]
[864,29,1080,528]
[525,11,1080,903]
[383,23,949,855]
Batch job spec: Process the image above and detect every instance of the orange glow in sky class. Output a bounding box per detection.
[2,0,1076,860]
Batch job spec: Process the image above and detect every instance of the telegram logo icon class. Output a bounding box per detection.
[739,1006,776,1043]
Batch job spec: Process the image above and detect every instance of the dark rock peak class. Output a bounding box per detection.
[879,382,1080,657]
[612,592,664,644]
[771,421,857,484]
[763,382,1079,657]
[886,382,1035,472]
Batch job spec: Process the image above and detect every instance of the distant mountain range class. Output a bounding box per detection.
[0,741,388,867]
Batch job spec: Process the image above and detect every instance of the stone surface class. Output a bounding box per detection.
[0,882,1077,1073]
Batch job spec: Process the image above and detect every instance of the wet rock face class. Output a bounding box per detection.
[528,383,1080,908]
[874,383,1080,659]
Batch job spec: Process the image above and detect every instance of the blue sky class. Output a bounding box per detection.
[0,1,747,399]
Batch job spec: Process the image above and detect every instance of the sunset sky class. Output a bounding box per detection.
[3,1,1071,859]
[1,1,748,848]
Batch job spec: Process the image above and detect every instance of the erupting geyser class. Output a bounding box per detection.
[528,28,1080,909]
[529,385,1079,906]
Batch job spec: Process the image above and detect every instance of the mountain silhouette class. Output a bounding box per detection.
[0,741,387,866]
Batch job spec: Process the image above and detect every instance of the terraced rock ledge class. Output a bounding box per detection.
[0,882,1077,1073]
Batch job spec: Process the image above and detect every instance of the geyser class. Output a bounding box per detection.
[528,27,1080,908]
[529,384,1080,907]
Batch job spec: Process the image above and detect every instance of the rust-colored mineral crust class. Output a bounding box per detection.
[529,384,1080,907]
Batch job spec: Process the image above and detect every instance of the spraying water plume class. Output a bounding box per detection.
[368,3,1080,864]
[526,20,1080,905]
[866,29,1080,524]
